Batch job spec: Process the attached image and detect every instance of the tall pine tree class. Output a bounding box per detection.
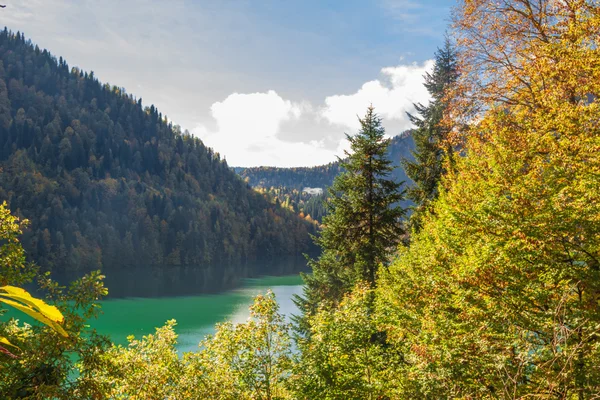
[298,106,406,318]
[403,37,458,231]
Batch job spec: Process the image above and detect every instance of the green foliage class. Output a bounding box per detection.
[236,162,343,191]
[255,186,327,224]
[0,201,34,286]
[376,1,600,397]
[0,273,110,399]
[0,29,314,288]
[301,106,406,318]
[237,132,415,212]
[0,202,110,399]
[0,202,69,359]
[4,2,600,398]
[92,320,183,400]
[293,284,403,400]
[186,290,293,399]
[239,131,416,228]
[92,291,293,400]
[403,37,458,232]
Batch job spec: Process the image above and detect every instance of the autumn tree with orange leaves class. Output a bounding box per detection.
[377,0,600,398]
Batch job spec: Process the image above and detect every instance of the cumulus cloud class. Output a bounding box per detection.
[193,90,338,167]
[194,60,434,167]
[210,90,300,143]
[320,60,434,132]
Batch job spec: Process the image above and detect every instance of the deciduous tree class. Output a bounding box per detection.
[378,0,600,396]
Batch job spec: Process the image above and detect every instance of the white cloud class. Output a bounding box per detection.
[209,90,300,144]
[320,60,434,132]
[194,90,338,167]
[194,60,434,167]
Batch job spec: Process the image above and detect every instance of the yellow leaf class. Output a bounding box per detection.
[0,336,19,350]
[0,286,68,337]
[0,337,18,358]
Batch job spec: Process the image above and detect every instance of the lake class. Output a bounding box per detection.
[92,274,304,353]
[13,259,308,352]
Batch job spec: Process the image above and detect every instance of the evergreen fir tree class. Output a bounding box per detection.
[297,106,406,321]
[403,37,458,231]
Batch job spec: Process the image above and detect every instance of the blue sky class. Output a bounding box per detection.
[2,0,454,166]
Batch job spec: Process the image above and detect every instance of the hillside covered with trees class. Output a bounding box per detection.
[0,29,315,288]
[235,132,414,223]
[2,0,600,398]
[235,132,414,191]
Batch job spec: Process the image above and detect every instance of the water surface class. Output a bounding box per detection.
[93,275,304,352]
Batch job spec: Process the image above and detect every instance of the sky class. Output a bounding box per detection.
[1,0,454,167]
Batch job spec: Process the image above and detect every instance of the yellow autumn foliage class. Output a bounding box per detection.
[378,0,600,397]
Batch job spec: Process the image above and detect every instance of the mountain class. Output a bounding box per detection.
[233,162,342,191]
[235,132,414,190]
[0,29,315,290]
[234,133,415,220]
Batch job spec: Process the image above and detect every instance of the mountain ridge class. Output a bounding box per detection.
[0,29,315,291]
[235,131,414,191]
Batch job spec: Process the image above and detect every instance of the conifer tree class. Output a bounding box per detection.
[298,106,405,317]
[403,37,458,231]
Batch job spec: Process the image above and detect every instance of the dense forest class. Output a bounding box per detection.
[2,0,600,398]
[234,162,341,191]
[255,187,327,224]
[236,132,415,223]
[235,131,414,190]
[0,29,315,287]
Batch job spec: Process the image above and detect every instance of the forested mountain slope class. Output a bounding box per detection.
[235,132,414,222]
[235,131,414,190]
[0,30,315,282]
[234,162,341,191]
